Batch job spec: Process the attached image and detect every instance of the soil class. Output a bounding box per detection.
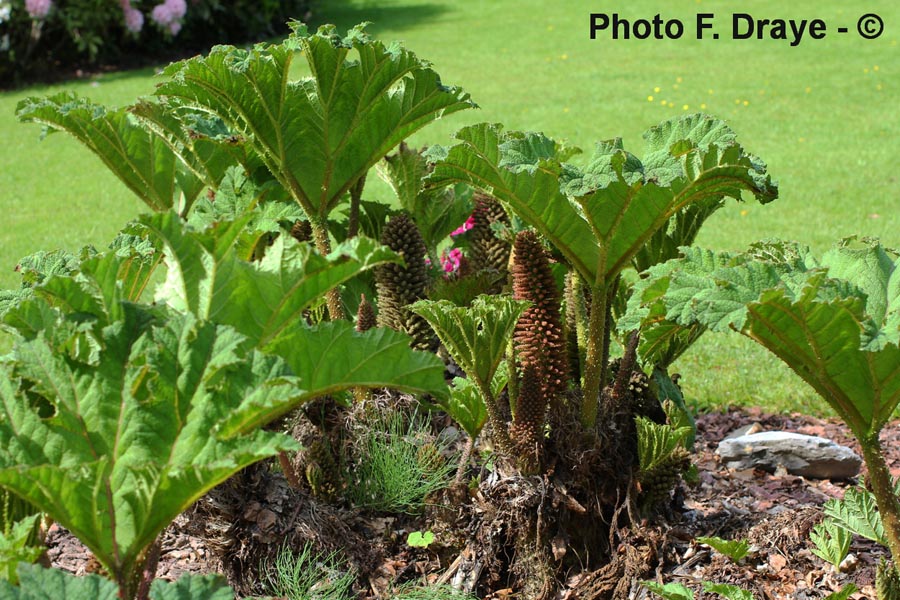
[43,407,900,599]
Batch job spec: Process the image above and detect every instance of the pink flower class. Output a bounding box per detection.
[450,215,475,237]
[123,6,144,33]
[150,0,186,34]
[440,248,464,273]
[25,0,52,19]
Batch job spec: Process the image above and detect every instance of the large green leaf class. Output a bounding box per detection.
[187,166,304,235]
[821,239,900,348]
[2,244,160,350]
[624,240,900,439]
[0,564,118,599]
[157,22,474,220]
[744,279,900,436]
[16,93,199,214]
[409,296,528,393]
[148,574,235,600]
[620,241,819,365]
[429,124,598,282]
[428,115,776,287]
[0,565,235,600]
[142,211,400,348]
[0,311,302,586]
[225,322,451,431]
[632,115,756,272]
[130,99,249,197]
[141,213,449,417]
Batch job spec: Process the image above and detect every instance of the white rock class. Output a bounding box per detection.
[716,431,861,480]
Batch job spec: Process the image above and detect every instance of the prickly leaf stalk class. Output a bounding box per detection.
[564,272,587,385]
[878,560,900,600]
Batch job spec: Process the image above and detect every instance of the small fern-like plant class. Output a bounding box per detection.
[810,519,852,570]
[0,514,44,585]
[696,536,752,564]
[642,581,857,600]
[823,482,888,546]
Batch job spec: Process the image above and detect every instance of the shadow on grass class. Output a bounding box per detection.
[309,1,452,35]
[6,62,178,98]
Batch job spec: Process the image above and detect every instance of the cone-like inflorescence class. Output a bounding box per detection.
[468,193,511,275]
[304,439,339,500]
[353,294,379,401]
[356,294,376,332]
[375,213,435,350]
[609,357,666,425]
[511,230,568,458]
[290,220,313,244]
[510,363,544,473]
[637,444,691,511]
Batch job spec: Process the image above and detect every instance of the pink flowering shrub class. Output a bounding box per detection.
[450,215,475,237]
[1,0,311,87]
[25,0,52,19]
[120,0,143,33]
[150,0,185,35]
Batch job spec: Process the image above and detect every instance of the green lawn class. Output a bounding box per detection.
[1,0,897,415]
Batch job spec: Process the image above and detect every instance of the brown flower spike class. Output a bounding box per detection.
[375,213,435,350]
[356,294,376,332]
[510,230,568,467]
[468,193,511,274]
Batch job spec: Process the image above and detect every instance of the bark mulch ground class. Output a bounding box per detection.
[44,407,900,599]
